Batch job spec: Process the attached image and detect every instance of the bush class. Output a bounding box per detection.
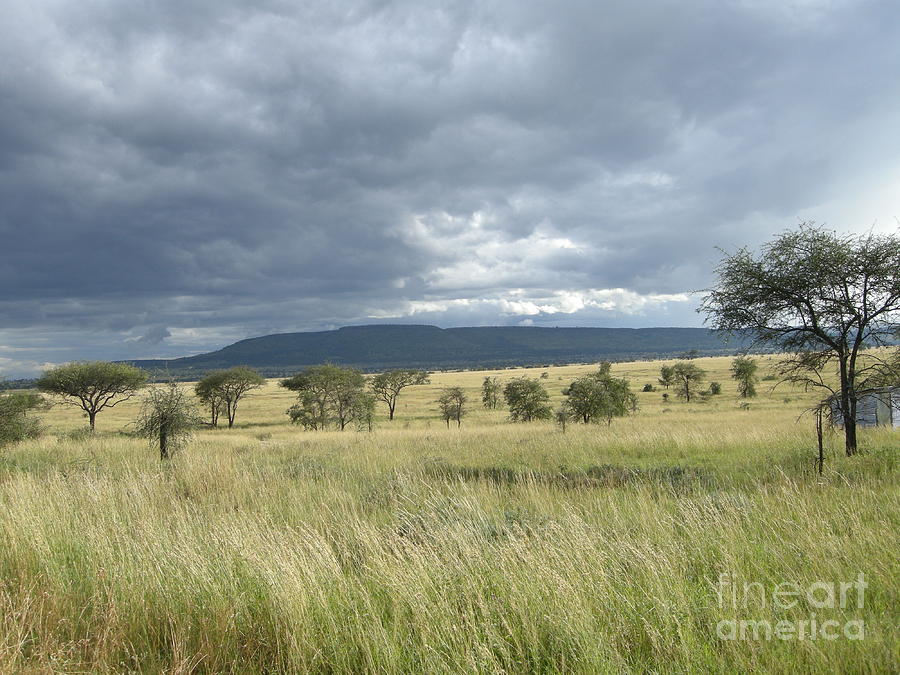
[709,382,722,395]
[642,383,656,392]
[0,393,45,446]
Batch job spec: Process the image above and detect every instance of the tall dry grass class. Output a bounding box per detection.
[0,356,897,672]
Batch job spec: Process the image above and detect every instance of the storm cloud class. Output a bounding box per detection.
[2,0,899,376]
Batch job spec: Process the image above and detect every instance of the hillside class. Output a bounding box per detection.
[127,324,749,377]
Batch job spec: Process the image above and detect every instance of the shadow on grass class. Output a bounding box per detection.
[422,462,710,490]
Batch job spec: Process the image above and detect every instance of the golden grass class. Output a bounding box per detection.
[0,355,897,673]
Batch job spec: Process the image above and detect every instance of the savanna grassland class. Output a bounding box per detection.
[1,356,897,673]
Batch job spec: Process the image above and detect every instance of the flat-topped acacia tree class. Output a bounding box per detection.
[701,223,900,455]
[37,361,148,431]
[371,369,430,420]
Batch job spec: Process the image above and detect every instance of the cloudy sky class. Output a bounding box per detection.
[2,0,899,377]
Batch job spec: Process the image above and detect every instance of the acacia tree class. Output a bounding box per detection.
[281,364,368,430]
[437,387,467,428]
[563,370,637,425]
[671,362,706,402]
[701,224,900,455]
[196,367,265,428]
[658,365,675,389]
[503,377,552,422]
[351,392,377,431]
[730,356,759,398]
[37,362,147,431]
[194,372,226,427]
[219,367,266,428]
[481,376,502,409]
[371,369,429,420]
[135,382,200,459]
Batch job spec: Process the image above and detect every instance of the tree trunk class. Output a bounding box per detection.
[227,402,235,428]
[88,410,96,432]
[388,401,395,421]
[838,358,857,456]
[816,408,824,475]
[160,425,169,460]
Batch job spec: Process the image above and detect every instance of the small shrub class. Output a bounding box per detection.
[642,383,655,392]
[709,382,722,395]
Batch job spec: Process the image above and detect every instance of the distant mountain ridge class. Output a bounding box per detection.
[126,324,749,377]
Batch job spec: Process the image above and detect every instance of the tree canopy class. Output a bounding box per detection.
[503,377,552,422]
[36,361,147,431]
[562,370,637,425]
[671,362,706,402]
[281,364,369,430]
[135,383,200,459]
[701,223,900,454]
[0,392,46,446]
[195,367,265,428]
[371,369,429,420]
[730,356,759,398]
[481,376,502,409]
[437,387,467,428]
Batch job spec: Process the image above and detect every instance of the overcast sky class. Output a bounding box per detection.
[2,0,899,377]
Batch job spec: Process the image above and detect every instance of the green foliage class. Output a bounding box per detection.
[671,362,707,402]
[562,370,637,425]
[0,392,46,446]
[196,367,265,429]
[351,391,377,432]
[194,372,227,427]
[135,383,201,459]
[658,365,675,389]
[554,403,572,431]
[281,364,368,430]
[730,356,759,398]
[36,361,147,431]
[502,377,552,422]
[371,369,430,420]
[481,376,502,409]
[701,223,900,455]
[437,387,467,427]
[709,381,722,395]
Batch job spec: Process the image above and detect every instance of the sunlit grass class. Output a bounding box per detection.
[0,355,897,672]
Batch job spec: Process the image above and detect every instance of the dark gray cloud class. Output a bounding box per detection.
[2,0,899,376]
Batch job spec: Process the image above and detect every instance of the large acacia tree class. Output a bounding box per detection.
[701,224,900,455]
[37,362,147,431]
[371,369,429,420]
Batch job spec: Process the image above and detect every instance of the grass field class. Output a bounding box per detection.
[1,356,897,673]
